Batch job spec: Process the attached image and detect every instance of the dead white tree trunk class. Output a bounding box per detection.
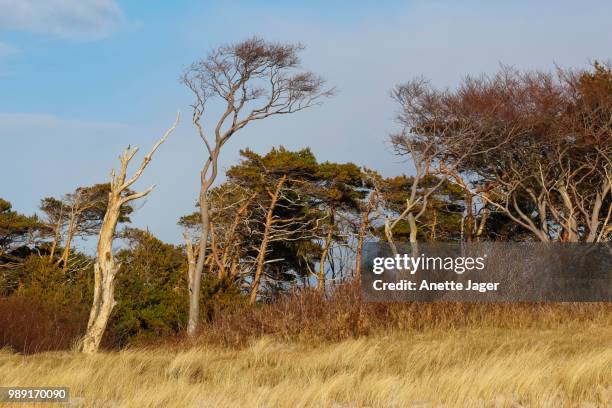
[80,114,179,354]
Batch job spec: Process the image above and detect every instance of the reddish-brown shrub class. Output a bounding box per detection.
[188,282,611,347]
[0,296,88,353]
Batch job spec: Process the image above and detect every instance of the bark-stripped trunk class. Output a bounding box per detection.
[250,175,286,305]
[81,200,121,354]
[406,212,420,260]
[407,213,418,243]
[355,192,377,279]
[586,180,611,242]
[558,186,579,242]
[384,218,399,257]
[317,208,335,292]
[475,192,490,240]
[385,211,419,254]
[80,114,178,354]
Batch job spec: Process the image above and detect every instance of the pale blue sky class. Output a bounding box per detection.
[1,0,611,244]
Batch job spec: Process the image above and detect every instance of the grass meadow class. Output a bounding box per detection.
[1,286,610,407]
[1,324,610,407]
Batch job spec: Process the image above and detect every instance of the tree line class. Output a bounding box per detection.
[1,38,610,353]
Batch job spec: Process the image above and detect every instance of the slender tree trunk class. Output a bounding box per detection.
[229,251,240,278]
[407,212,420,259]
[49,237,58,261]
[430,209,438,241]
[187,189,210,336]
[354,227,366,280]
[384,218,399,256]
[586,190,604,242]
[407,213,418,243]
[60,194,82,270]
[49,224,62,262]
[354,194,375,280]
[464,192,474,242]
[48,203,65,261]
[60,220,76,270]
[317,209,335,292]
[220,193,255,279]
[183,232,197,329]
[587,181,611,242]
[250,176,286,305]
[558,186,579,242]
[187,151,218,337]
[209,223,225,279]
[476,202,490,240]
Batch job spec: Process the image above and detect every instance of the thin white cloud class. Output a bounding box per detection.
[0,0,125,39]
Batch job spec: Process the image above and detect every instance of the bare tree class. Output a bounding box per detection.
[181,37,332,335]
[440,65,611,242]
[80,114,179,354]
[384,76,518,248]
[384,131,448,252]
[476,141,611,242]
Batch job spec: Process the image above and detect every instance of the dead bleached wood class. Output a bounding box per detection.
[80,113,179,354]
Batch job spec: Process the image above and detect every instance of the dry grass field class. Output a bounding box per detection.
[1,321,611,407]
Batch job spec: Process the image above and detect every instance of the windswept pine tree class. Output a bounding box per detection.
[40,183,134,269]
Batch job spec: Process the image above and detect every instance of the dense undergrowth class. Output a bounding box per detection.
[2,281,609,353]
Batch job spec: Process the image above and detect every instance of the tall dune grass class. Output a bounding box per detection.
[1,284,610,406]
[1,324,610,407]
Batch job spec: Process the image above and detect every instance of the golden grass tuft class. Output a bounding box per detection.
[1,322,610,407]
